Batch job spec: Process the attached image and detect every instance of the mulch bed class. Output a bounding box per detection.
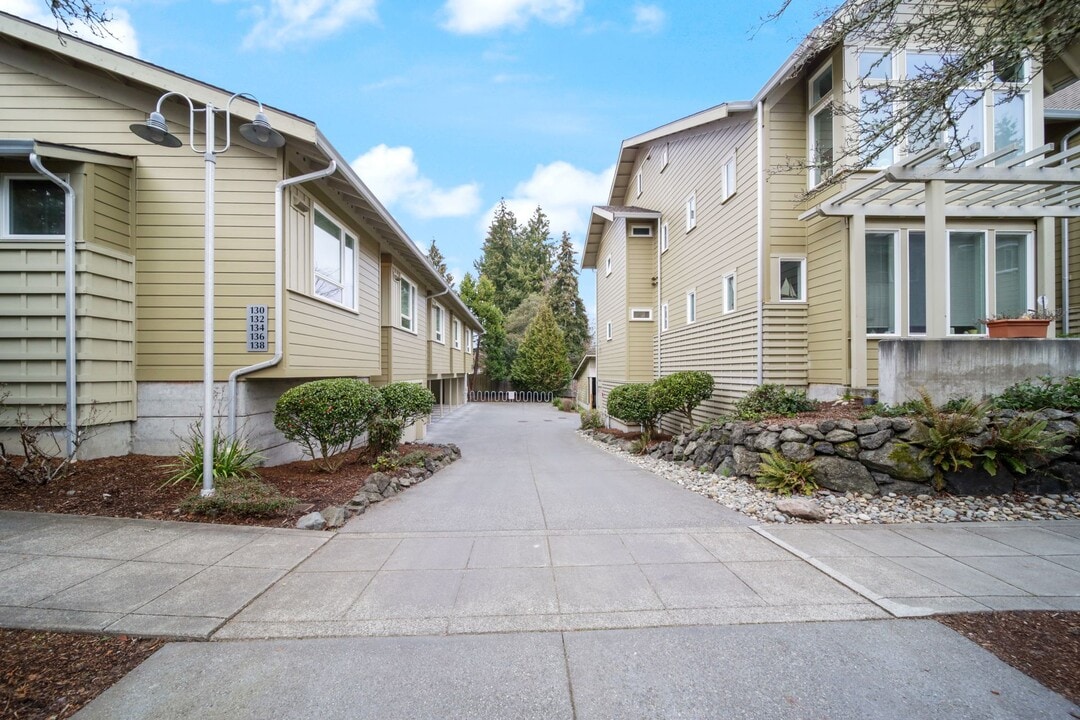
[0,630,163,719]
[0,443,441,528]
[938,611,1080,706]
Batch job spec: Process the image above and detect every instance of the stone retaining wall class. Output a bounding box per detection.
[587,411,1080,497]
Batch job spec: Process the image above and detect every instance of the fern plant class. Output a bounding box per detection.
[755,450,818,496]
[893,391,987,490]
[980,416,1069,477]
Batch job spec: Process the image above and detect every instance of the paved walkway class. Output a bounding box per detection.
[0,403,1075,717]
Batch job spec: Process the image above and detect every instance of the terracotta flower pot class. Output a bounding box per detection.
[985,319,1051,339]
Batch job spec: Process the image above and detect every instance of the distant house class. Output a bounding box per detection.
[0,13,480,462]
[584,15,1080,431]
[572,352,596,411]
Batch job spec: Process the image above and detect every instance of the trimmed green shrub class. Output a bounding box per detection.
[274,378,384,472]
[369,417,405,455]
[649,371,715,429]
[380,382,436,428]
[755,450,818,496]
[994,375,1080,411]
[607,383,658,430]
[733,384,817,421]
[161,422,262,489]
[180,475,296,517]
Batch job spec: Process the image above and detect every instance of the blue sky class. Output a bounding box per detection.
[4,0,820,318]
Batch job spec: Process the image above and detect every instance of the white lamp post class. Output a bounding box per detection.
[130,92,285,496]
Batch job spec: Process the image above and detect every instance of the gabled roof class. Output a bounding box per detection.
[582,206,662,268]
[0,12,481,329]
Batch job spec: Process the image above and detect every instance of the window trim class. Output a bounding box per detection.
[722,272,737,313]
[660,302,669,331]
[636,170,643,197]
[685,193,696,232]
[807,62,834,189]
[452,317,462,349]
[605,321,612,341]
[721,156,737,202]
[1,174,70,240]
[686,289,697,324]
[629,224,653,237]
[399,275,417,333]
[994,230,1036,317]
[432,303,445,344]
[778,257,807,303]
[661,143,669,171]
[605,254,612,276]
[312,204,358,311]
[945,229,989,336]
[660,222,669,253]
[629,308,653,322]
[464,327,473,354]
[864,229,901,337]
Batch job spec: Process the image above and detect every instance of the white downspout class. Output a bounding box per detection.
[29,154,77,458]
[1062,126,1080,335]
[227,159,336,438]
[755,99,766,385]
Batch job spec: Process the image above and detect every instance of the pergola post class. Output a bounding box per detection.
[925,179,948,337]
[1037,215,1057,334]
[849,213,867,388]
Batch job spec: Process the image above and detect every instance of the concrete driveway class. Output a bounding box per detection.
[0,402,1070,718]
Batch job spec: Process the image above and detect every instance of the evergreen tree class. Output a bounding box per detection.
[503,292,546,370]
[474,200,519,315]
[513,206,553,300]
[425,238,453,287]
[510,300,572,394]
[459,273,510,381]
[549,231,590,368]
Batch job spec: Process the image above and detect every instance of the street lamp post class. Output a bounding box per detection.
[130,92,284,496]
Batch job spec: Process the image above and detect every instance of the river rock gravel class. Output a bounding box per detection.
[580,431,1080,525]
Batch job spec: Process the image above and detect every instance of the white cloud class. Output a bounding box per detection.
[0,0,140,56]
[482,160,615,239]
[242,0,377,50]
[352,144,482,219]
[631,3,665,33]
[441,0,582,34]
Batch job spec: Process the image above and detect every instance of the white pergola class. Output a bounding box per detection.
[798,143,1080,388]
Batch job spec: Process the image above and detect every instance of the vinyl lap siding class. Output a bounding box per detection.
[88,164,133,255]
[596,219,628,394]
[805,213,848,385]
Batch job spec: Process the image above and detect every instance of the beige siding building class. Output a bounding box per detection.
[585,25,1080,433]
[0,14,480,461]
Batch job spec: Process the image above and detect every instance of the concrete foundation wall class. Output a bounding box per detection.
[879,339,1080,405]
[0,421,131,462]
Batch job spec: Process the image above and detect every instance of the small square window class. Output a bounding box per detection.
[778,258,805,302]
[4,176,66,238]
[685,194,696,232]
[858,50,891,80]
[606,321,612,341]
[660,223,669,253]
[686,290,697,323]
[605,254,612,276]
[810,64,833,106]
[723,273,736,313]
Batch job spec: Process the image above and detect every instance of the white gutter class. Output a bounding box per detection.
[28,153,77,457]
[1064,125,1080,335]
[755,99,766,385]
[227,159,336,438]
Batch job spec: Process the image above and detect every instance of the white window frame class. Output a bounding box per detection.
[855,49,896,168]
[945,229,989,336]
[399,275,416,332]
[629,224,653,237]
[452,317,462,349]
[685,193,696,232]
[778,257,807,303]
[606,321,613,341]
[864,230,901,337]
[605,254,612,276]
[722,272,737,313]
[660,303,669,331]
[1,174,69,240]
[994,230,1036,316]
[629,308,653,322]
[686,289,697,324]
[721,156,737,202]
[661,143,669,170]
[808,62,834,189]
[432,303,445,344]
[464,328,472,353]
[660,222,669,253]
[636,170,643,197]
[312,205,358,311]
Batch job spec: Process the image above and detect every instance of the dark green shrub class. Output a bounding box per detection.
[380,382,436,428]
[180,475,295,517]
[607,383,658,430]
[890,391,987,490]
[980,415,1069,477]
[755,450,818,496]
[649,371,714,428]
[161,422,262,489]
[274,378,384,472]
[994,376,1080,411]
[579,409,602,430]
[733,384,817,420]
[369,417,405,455]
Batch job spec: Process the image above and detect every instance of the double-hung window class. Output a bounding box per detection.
[313,208,356,309]
[808,63,834,187]
[453,318,462,349]
[464,328,472,353]
[2,175,67,239]
[865,231,899,334]
[432,304,445,343]
[399,276,416,331]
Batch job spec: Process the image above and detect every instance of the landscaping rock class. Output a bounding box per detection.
[733,446,762,477]
[780,441,815,462]
[296,511,326,531]
[859,441,934,480]
[824,429,857,443]
[368,472,392,493]
[753,431,781,452]
[774,497,826,521]
[779,428,808,443]
[813,442,835,455]
[855,421,879,436]
[321,506,347,528]
[835,441,861,460]
[799,424,825,441]
[858,429,892,450]
[944,467,1015,497]
[811,456,877,495]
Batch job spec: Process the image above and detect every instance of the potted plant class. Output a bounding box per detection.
[981,307,1058,339]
